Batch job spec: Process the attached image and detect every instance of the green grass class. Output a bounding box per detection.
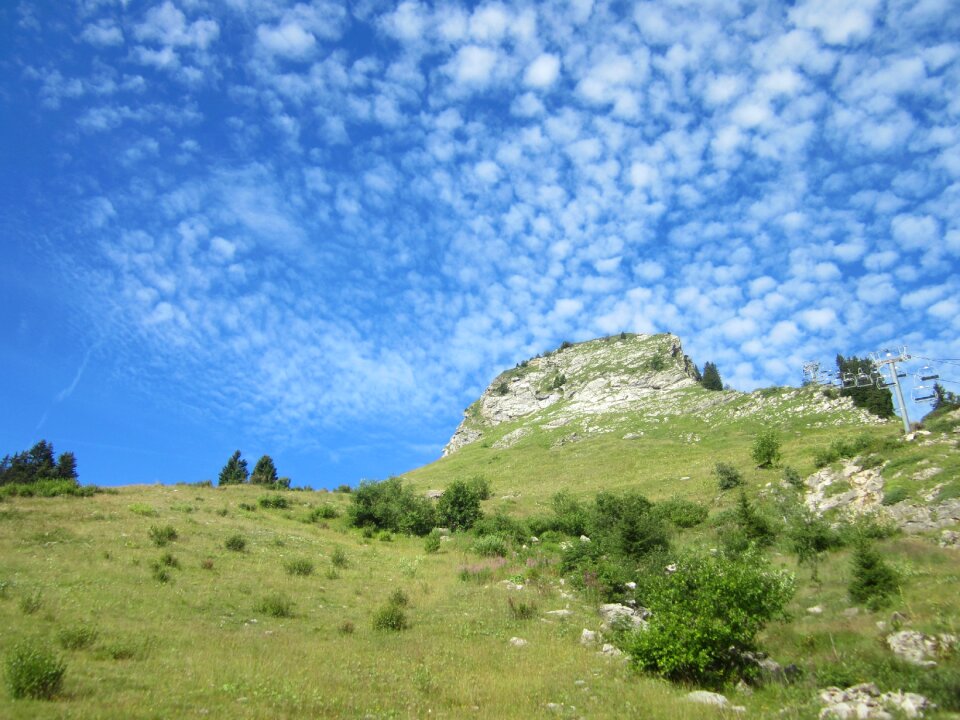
[0,382,957,718]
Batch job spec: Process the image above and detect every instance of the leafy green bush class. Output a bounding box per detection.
[782,466,804,489]
[348,477,436,536]
[437,479,483,531]
[472,535,508,557]
[593,490,669,562]
[424,530,441,554]
[258,494,290,509]
[307,504,339,521]
[467,475,492,500]
[148,524,178,547]
[752,429,782,468]
[285,558,314,576]
[715,463,743,490]
[256,593,295,618]
[624,549,794,686]
[655,497,708,528]
[473,511,529,544]
[849,539,898,610]
[5,643,65,699]
[372,603,409,631]
[550,491,589,536]
[128,503,158,517]
[57,625,98,651]
[225,534,246,552]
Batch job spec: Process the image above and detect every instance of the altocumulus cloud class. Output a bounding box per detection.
[4,0,960,464]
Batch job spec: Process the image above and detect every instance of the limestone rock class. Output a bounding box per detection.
[599,603,649,631]
[508,637,528,648]
[819,684,935,719]
[886,630,957,666]
[580,628,597,646]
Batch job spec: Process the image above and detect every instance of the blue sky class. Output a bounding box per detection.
[1,0,958,488]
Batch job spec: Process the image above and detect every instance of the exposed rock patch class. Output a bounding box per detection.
[886,630,957,666]
[818,683,934,719]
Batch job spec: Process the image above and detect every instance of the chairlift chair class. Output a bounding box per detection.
[842,372,856,387]
[912,385,936,402]
[918,366,939,382]
[855,371,873,387]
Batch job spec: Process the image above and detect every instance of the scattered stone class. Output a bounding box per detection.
[545,609,573,619]
[939,530,960,549]
[530,536,540,544]
[599,603,649,631]
[598,643,623,658]
[818,683,935,719]
[912,467,942,482]
[686,691,744,712]
[738,650,785,683]
[545,702,563,713]
[580,629,597,646]
[624,581,637,590]
[508,637,528,648]
[842,608,859,618]
[665,563,678,574]
[426,489,444,499]
[808,605,824,615]
[579,534,591,543]
[622,432,644,440]
[886,630,957,667]
[502,580,524,591]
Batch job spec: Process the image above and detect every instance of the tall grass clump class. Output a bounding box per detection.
[285,558,314,576]
[225,534,246,552]
[258,494,290,509]
[5,643,66,699]
[58,625,98,651]
[149,524,178,547]
[330,546,348,568]
[256,593,295,618]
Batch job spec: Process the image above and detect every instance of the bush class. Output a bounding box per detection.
[437,480,483,531]
[473,511,529,544]
[715,463,743,490]
[285,558,314,576]
[372,603,409,631]
[424,531,441,554]
[58,625,97,651]
[5,643,65,699]
[258,494,289,509]
[472,535,508,557]
[19,591,42,615]
[655,497,708,528]
[467,475,492,500]
[624,549,794,686]
[307,504,339,521]
[507,596,537,620]
[849,539,898,610]
[348,477,436,536]
[550,490,589,536]
[148,524,178,547]
[256,593,294,618]
[782,466,804,489]
[388,589,409,607]
[225,534,246,552]
[752,429,782,468]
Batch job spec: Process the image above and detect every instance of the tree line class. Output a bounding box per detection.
[0,440,78,486]
[218,450,290,488]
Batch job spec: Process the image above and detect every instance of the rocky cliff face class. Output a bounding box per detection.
[443,332,882,456]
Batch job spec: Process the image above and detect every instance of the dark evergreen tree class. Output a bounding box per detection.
[56,452,78,480]
[700,361,723,391]
[835,355,894,419]
[218,451,249,486]
[933,382,959,410]
[250,455,278,485]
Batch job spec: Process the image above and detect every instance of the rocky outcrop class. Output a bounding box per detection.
[886,630,957,667]
[805,462,885,517]
[819,683,935,719]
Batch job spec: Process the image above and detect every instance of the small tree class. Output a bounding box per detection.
[437,480,483,531]
[218,451,248,486]
[250,455,278,485]
[751,429,782,468]
[714,462,743,490]
[849,538,898,610]
[56,453,78,480]
[701,362,723,391]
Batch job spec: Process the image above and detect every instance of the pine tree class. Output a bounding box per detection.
[701,362,723,391]
[218,451,249,486]
[250,455,278,485]
[849,538,898,610]
[56,452,78,481]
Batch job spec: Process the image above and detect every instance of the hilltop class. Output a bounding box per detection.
[1,333,959,719]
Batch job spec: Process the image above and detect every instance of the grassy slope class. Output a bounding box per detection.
[1,394,959,718]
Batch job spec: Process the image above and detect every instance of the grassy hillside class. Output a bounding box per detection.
[2,381,959,717]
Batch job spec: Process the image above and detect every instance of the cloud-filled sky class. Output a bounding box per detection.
[1,0,958,487]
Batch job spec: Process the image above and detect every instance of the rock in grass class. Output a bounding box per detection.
[509,637,527,648]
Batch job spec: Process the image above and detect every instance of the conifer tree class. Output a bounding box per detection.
[56,452,78,480]
[835,355,894,418]
[700,361,723,391]
[218,451,249,486]
[250,455,278,485]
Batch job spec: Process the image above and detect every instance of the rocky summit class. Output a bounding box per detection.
[443,332,879,456]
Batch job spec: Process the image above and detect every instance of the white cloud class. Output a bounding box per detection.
[446,45,499,86]
[891,214,939,250]
[524,53,561,88]
[257,23,315,58]
[81,19,124,46]
[135,1,219,49]
[789,0,881,45]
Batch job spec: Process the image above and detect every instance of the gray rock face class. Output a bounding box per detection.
[599,603,649,631]
[886,630,957,666]
[804,461,885,517]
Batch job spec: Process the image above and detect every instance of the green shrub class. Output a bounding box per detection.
[550,490,589,536]
[624,549,794,686]
[849,539,898,610]
[655,497,708,528]
[472,535,508,557]
[467,475,492,500]
[881,487,909,506]
[151,566,172,583]
[437,479,483,531]
[473,511,529,544]
[814,447,840,468]
[238,502,257,512]
[372,603,409,631]
[782,466,804,489]
[128,503,158,517]
[285,558,314,576]
[258,494,290,509]
[338,620,355,634]
[225,534,246,552]
[388,589,409,607]
[715,463,743,490]
[157,552,179,568]
[5,643,65,699]
[348,477,436,536]
[256,593,294,618]
[752,429,782,468]
[424,531,442,554]
[148,524,178,547]
[57,625,97,651]
[378,531,393,542]
[307,504,339,521]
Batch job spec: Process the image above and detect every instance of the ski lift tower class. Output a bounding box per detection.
[871,347,912,435]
